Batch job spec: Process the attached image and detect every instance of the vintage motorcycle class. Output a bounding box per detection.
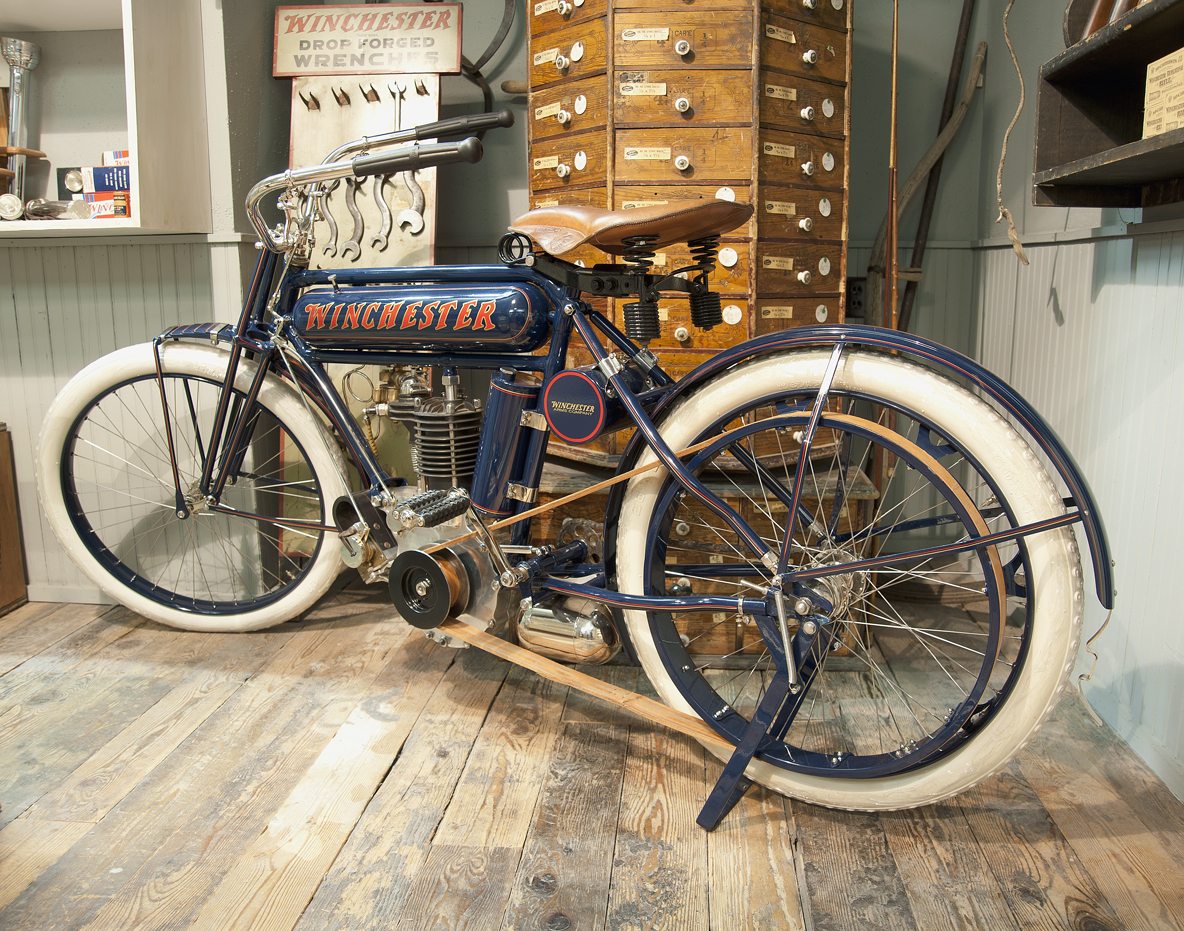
[37,110,1112,828]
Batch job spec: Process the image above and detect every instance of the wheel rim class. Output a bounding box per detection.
[61,373,327,614]
[644,406,1013,777]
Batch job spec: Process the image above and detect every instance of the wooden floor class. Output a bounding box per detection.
[1,592,1182,931]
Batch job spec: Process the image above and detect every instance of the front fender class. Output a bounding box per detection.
[604,324,1114,608]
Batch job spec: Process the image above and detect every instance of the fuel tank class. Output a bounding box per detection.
[290,281,551,351]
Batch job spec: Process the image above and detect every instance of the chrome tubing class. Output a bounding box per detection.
[2,37,40,204]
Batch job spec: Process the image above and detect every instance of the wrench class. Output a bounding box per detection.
[321,179,340,257]
[371,174,393,250]
[397,170,425,235]
[341,177,364,261]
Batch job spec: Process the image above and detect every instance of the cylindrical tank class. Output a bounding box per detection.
[470,370,541,517]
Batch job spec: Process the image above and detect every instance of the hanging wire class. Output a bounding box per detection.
[995,0,1031,266]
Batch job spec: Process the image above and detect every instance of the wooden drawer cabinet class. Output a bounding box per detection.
[761,15,847,84]
[530,0,608,35]
[614,12,754,68]
[759,74,845,136]
[615,127,754,182]
[530,77,610,140]
[530,130,609,191]
[759,186,844,241]
[613,69,752,126]
[530,18,609,88]
[527,0,851,469]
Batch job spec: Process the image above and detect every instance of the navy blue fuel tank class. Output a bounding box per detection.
[290,282,551,351]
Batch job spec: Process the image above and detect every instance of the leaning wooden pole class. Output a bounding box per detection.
[885,0,901,330]
[898,0,977,333]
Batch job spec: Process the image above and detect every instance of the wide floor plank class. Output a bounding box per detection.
[0,598,1181,931]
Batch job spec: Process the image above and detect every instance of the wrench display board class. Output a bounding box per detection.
[287,73,439,270]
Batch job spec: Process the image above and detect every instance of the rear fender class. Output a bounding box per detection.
[603,325,1114,608]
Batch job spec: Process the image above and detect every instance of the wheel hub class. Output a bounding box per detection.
[810,547,868,618]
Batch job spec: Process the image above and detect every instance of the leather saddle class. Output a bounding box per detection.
[508,199,753,258]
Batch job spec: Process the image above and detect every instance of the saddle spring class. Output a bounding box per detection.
[620,234,661,342]
[687,235,723,330]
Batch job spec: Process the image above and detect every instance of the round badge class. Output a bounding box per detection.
[715,187,736,202]
[822,98,835,119]
[722,304,743,325]
[570,40,585,62]
[822,152,836,172]
[574,150,588,171]
[574,94,587,114]
[815,304,829,322]
[718,247,739,268]
[818,197,832,217]
[818,257,832,276]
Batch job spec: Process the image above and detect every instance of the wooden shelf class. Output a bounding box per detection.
[1033,0,1184,207]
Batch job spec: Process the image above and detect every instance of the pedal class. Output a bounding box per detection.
[398,488,470,528]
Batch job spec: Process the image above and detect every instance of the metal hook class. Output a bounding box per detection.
[414,79,429,96]
[299,90,320,111]
[361,83,379,103]
[332,86,351,107]
[388,82,405,101]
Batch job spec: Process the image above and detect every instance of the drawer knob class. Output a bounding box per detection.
[555,163,571,179]
[673,154,692,171]
[800,160,815,176]
[673,325,691,343]
[800,105,816,121]
[802,49,820,66]
[674,38,692,57]
[802,0,818,8]
[674,96,692,113]
[556,109,572,125]
[558,0,573,16]
[798,217,814,232]
[554,53,570,71]
[796,270,813,285]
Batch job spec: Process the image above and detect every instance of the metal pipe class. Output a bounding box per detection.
[2,37,40,203]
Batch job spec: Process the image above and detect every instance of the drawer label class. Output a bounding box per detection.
[622,27,670,41]
[765,24,797,44]
[533,155,560,170]
[761,305,795,319]
[624,146,672,160]
[535,198,561,208]
[763,141,796,158]
[534,102,563,119]
[533,47,559,65]
[621,199,669,209]
[765,200,797,216]
[620,82,668,96]
[762,256,795,270]
[765,84,798,101]
[533,0,560,14]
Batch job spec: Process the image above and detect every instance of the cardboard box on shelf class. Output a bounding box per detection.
[101,149,130,166]
[84,190,132,219]
[1144,46,1184,138]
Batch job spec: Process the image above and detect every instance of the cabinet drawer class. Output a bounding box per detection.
[613,183,755,238]
[614,12,753,69]
[614,69,752,126]
[529,0,606,36]
[530,77,608,141]
[764,0,848,33]
[647,296,750,351]
[530,130,608,191]
[757,128,845,189]
[752,294,842,333]
[530,18,608,88]
[756,242,841,293]
[761,14,847,84]
[649,243,750,293]
[615,127,753,182]
[759,74,845,136]
[757,186,844,241]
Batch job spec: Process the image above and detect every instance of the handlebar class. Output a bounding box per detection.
[321,108,514,165]
[352,136,483,178]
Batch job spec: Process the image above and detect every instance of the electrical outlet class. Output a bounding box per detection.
[846,277,867,321]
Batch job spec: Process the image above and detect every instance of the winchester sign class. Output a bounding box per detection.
[273,4,462,76]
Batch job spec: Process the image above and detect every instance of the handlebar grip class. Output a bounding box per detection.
[413,109,515,141]
[351,138,484,178]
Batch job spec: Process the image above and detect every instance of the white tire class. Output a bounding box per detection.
[38,341,349,632]
[618,349,1083,810]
